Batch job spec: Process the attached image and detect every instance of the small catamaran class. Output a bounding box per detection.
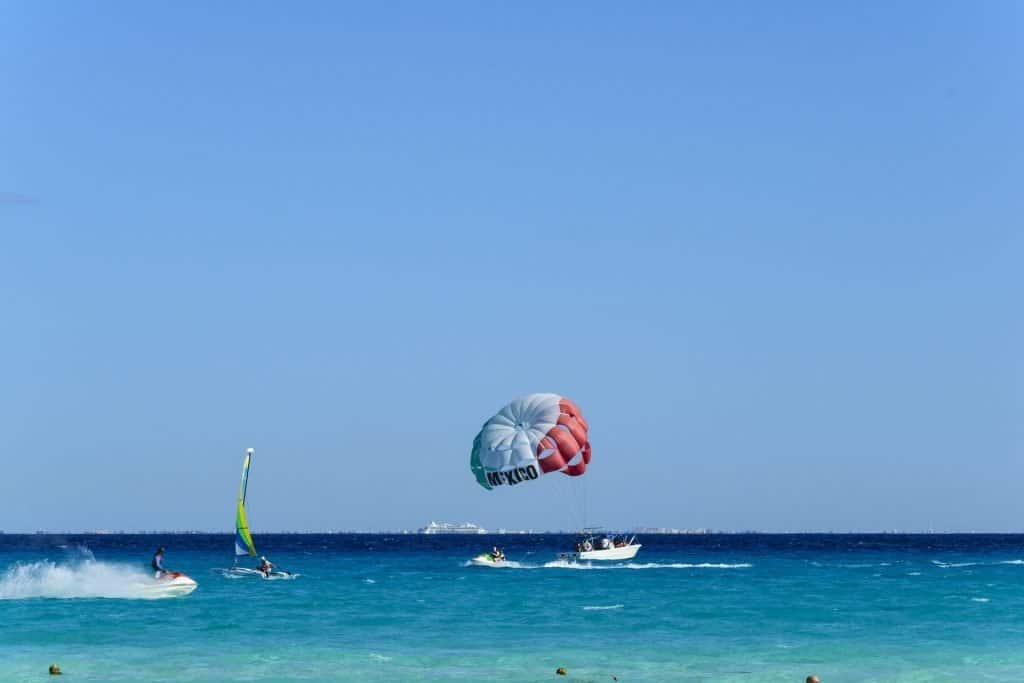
[229,448,292,579]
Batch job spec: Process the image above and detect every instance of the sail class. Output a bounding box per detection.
[234,449,257,557]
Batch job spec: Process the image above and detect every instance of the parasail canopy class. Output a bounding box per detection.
[470,393,591,491]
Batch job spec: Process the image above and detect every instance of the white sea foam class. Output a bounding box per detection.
[541,560,751,570]
[972,597,991,603]
[0,558,182,600]
[363,578,376,584]
[582,604,624,611]
[462,560,530,569]
[625,562,752,569]
[217,567,299,581]
[219,569,248,580]
[934,559,1024,569]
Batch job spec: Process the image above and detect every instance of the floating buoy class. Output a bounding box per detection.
[49,664,62,675]
[556,667,568,676]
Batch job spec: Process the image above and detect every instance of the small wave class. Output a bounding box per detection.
[463,560,530,569]
[972,597,991,603]
[934,559,1024,569]
[582,604,624,611]
[543,560,604,570]
[541,560,751,570]
[217,567,298,581]
[368,653,392,662]
[628,562,751,570]
[217,569,248,580]
[907,572,922,576]
[363,578,376,584]
[0,559,186,600]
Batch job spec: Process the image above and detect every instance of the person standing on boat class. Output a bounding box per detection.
[151,547,167,578]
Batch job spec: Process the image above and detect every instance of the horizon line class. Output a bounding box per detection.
[5,529,1024,536]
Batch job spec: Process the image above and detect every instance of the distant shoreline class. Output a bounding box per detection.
[4,530,1023,536]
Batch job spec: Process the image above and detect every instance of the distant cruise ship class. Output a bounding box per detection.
[419,521,488,535]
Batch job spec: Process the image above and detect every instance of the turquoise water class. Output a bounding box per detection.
[2,534,1024,682]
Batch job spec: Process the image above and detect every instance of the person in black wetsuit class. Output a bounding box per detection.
[151,547,167,578]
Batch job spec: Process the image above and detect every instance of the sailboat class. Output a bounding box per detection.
[229,448,292,579]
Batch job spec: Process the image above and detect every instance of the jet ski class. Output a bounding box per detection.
[469,553,506,567]
[142,571,197,597]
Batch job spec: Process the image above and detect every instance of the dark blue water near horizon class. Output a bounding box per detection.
[5,530,1024,554]
[2,533,1024,681]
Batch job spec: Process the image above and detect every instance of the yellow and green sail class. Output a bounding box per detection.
[234,450,257,557]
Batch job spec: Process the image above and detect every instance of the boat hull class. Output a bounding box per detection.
[575,544,642,561]
[142,572,197,597]
[228,567,294,580]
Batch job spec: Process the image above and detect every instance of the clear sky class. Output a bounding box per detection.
[1,2,1020,533]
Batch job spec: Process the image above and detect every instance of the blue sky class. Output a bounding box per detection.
[1,2,1020,532]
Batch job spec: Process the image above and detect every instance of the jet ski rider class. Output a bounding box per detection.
[151,547,167,578]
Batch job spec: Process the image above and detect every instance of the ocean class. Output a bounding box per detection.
[1,533,1023,682]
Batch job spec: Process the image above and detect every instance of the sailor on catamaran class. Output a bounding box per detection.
[258,556,275,577]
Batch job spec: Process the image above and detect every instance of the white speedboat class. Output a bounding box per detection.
[577,543,641,561]
[564,533,641,562]
[142,572,197,598]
